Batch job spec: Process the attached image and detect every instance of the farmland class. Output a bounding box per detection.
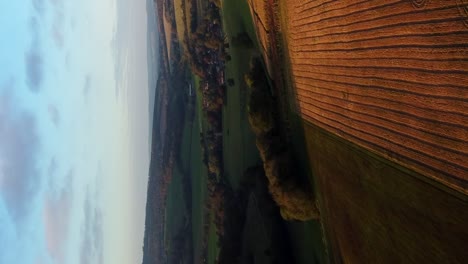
[248,0,468,263]
[143,0,468,263]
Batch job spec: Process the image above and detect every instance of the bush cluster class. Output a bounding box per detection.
[245,58,320,221]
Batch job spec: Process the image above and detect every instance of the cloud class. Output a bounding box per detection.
[32,0,46,15]
[25,51,44,92]
[42,169,73,262]
[65,52,71,70]
[48,157,57,177]
[29,16,39,34]
[51,24,64,49]
[80,188,103,264]
[51,10,65,49]
[70,17,76,31]
[25,17,43,92]
[83,75,91,99]
[0,90,41,222]
[49,0,62,7]
[47,104,60,126]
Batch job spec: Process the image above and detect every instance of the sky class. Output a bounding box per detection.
[0,0,156,263]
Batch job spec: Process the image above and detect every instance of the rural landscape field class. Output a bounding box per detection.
[143,0,468,263]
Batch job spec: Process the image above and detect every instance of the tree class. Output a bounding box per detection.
[245,57,320,221]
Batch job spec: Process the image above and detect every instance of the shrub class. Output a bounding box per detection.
[246,57,320,221]
[247,100,275,135]
[247,76,275,135]
[264,154,319,221]
[255,132,283,163]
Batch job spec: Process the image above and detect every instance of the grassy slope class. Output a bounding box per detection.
[165,75,219,263]
[191,74,220,264]
[222,0,327,263]
[164,106,193,254]
[164,165,186,254]
[207,217,218,263]
[190,75,209,263]
[221,0,260,190]
[183,1,261,261]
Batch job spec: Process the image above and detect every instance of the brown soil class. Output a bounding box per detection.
[247,0,468,263]
[281,0,468,194]
[305,122,468,264]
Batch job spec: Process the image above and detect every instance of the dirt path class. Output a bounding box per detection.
[281,0,468,194]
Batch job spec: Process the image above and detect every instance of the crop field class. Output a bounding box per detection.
[280,0,468,193]
[251,0,468,262]
[149,0,468,263]
[304,122,468,264]
[174,0,187,46]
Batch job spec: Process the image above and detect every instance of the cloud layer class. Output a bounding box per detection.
[48,104,60,126]
[83,74,91,99]
[25,50,44,92]
[25,16,44,92]
[0,91,41,222]
[80,188,103,264]
[43,171,73,263]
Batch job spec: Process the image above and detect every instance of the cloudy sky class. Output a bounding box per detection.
[0,0,155,263]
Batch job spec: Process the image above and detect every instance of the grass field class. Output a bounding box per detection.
[207,216,219,263]
[221,0,260,189]
[163,72,214,263]
[189,75,209,263]
[164,117,192,254]
[164,168,186,250]
[166,0,328,262]
[173,2,264,261]
[161,0,468,263]
[190,73,222,264]
[222,0,326,263]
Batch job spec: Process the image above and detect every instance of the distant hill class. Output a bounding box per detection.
[142,0,167,262]
[142,70,169,264]
[142,0,188,261]
[146,0,160,143]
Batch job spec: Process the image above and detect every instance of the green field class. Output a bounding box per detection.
[221,0,261,190]
[221,0,326,263]
[165,0,326,263]
[162,72,208,262]
[189,114,208,262]
[164,114,192,259]
[163,0,468,263]
[164,167,186,250]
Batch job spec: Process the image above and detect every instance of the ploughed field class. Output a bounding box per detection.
[282,0,468,194]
